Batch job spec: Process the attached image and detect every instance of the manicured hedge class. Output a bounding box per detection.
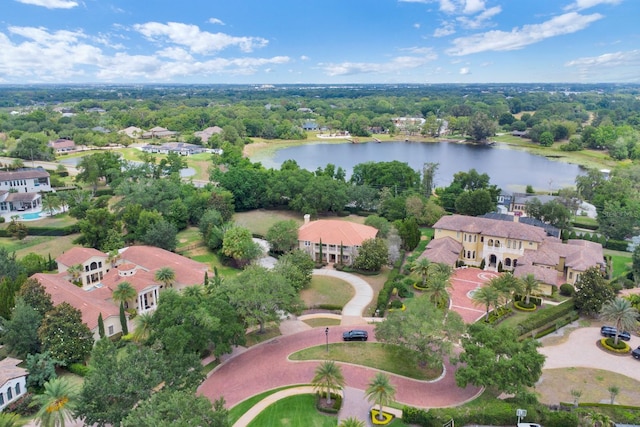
[605,239,630,252]
[315,392,342,414]
[533,312,580,339]
[516,300,576,338]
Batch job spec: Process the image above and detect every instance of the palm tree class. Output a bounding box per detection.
[411,257,431,288]
[30,377,79,427]
[431,262,453,278]
[112,281,137,309]
[425,272,452,309]
[0,412,27,427]
[586,411,613,427]
[155,267,176,289]
[311,360,345,405]
[131,312,154,343]
[490,274,521,308]
[519,273,541,305]
[365,373,396,422]
[41,194,61,217]
[471,285,500,321]
[339,417,365,427]
[66,264,83,285]
[600,298,639,346]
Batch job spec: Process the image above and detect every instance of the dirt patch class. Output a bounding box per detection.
[534,367,640,406]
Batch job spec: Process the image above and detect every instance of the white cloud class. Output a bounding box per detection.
[462,0,485,14]
[459,67,470,75]
[0,25,288,82]
[446,12,602,56]
[434,21,455,37]
[414,23,421,29]
[320,53,437,76]
[565,49,640,67]
[456,5,501,29]
[15,0,78,9]
[133,22,268,54]
[300,55,310,60]
[564,0,622,11]
[208,18,226,25]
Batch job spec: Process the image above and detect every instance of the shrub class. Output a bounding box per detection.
[315,392,342,414]
[514,300,537,311]
[69,363,90,377]
[606,239,630,251]
[516,300,576,337]
[480,258,486,269]
[602,338,630,352]
[559,283,574,296]
[4,392,36,416]
[402,406,436,426]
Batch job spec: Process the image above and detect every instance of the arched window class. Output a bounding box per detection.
[488,239,494,246]
[90,261,98,271]
[505,258,511,267]
[495,241,501,247]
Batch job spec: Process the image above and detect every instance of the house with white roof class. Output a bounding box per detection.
[0,358,27,412]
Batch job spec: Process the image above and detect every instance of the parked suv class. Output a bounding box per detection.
[600,325,631,341]
[632,346,640,360]
[342,330,368,341]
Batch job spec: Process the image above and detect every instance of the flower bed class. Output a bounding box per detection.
[371,409,395,425]
[600,338,630,354]
[514,300,537,312]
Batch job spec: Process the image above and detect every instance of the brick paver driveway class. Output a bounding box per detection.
[448,268,499,323]
[198,323,481,409]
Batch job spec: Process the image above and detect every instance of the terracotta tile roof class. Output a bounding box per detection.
[420,237,462,265]
[96,267,159,297]
[564,239,606,270]
[6,193,39,202]
[433,215,547,242]
[0,169,50,181]
[33,273,120,330]
[57,247,107,267]
[0,358,27,386]
[513,264,561,286]
[298,220,378,246]
[119,246,209,289]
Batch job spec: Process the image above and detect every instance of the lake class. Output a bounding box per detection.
[252,141,585,193]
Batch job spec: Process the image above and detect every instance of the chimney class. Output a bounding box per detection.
[303,214,310,224]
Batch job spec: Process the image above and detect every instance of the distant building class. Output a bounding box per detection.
[302,120,319,131]
[194,126,223,142]
[118,126,143,138]
[0,169,52,214]
[140,142,207,156]
[141,127,178,139]
[48,138,76,153]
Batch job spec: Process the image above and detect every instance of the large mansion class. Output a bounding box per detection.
[34,245,210,341]
[0,169,52,214]
[298,215,378,265]
[425,215,605,293]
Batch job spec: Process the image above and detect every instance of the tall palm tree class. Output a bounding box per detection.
[0,412,27,427]
[489,274,521,308]
[411,257,431,287]
[31,377,79,427]
[155,267,176,289]
[111,281,137,309]
[431,262,453,278]
[471,285,500,321]
[311,360,345,405]
[365,373,396,422]
[425,272,452,310]
[519,273,541,305]
[339,417,365,427]
[600,298,639,346]
[131,312,154,343]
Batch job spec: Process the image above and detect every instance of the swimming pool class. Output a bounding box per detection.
[20,212,42,220]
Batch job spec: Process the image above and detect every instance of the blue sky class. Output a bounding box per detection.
[1,0,638,84]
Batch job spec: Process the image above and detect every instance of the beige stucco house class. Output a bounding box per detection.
[298,215,378,265]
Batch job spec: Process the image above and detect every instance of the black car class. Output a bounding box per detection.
[632,346,640,360]
[600,325,631,341]
[342,330,368,341]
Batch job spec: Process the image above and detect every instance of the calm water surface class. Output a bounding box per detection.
[254,141,584,192]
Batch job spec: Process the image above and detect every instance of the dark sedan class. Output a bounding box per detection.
[342,330,368,341]
[600,325,631,341]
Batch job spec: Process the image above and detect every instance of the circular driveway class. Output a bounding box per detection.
[197,323,481,409]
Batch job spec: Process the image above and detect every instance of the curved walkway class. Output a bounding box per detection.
[311,268,374,325]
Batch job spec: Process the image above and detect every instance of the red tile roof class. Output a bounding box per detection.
[433,215,548,242]
[420,237,462,265]
[0,357,27,385]
[57,247,107,267]
[119,246,209,289]
[33,273,120,330]
[298,220,378,246]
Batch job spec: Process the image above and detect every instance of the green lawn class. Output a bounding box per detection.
[247,394,337,427]
[228,386,301,425]
[300,276,355,309]
[2,234,79,260]
[233,209,304,237]
[303,318,342,328]
[605,249,632,279]
[244,326,282,347]
[175,226,203,249]
[289,342,442,381]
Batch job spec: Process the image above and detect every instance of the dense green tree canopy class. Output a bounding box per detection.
[574,266,615,316]
[38,302,93,366]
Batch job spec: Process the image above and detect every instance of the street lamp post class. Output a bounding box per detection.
[325,327,329,353]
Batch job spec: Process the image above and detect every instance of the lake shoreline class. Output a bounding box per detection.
[244,135,616,172]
